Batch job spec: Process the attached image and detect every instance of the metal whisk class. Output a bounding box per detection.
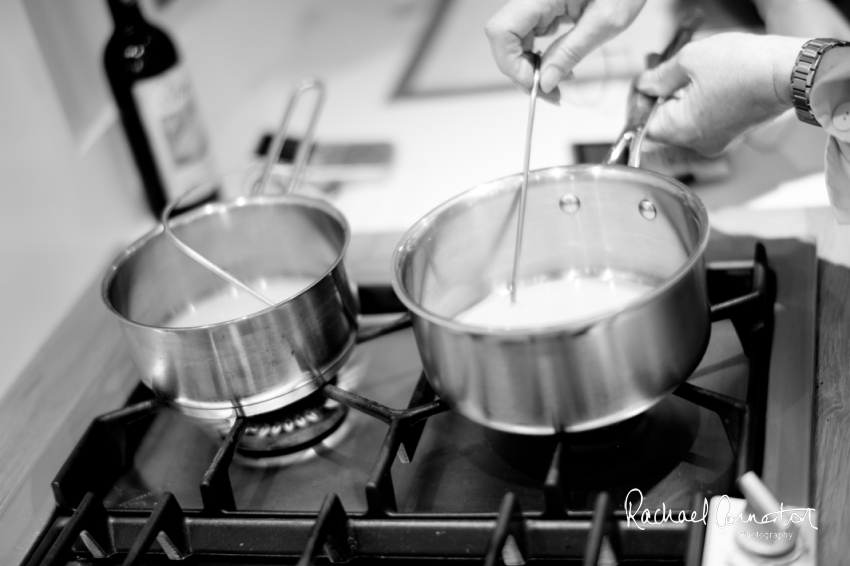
[159,77,326,306]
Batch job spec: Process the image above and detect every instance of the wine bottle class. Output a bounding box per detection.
[104,0,218,218]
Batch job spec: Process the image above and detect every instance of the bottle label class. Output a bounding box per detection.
[132,64,216,206]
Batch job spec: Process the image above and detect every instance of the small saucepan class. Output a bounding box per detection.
[102,192,361,421]
[391,21,708,434]
[103,79,377,421]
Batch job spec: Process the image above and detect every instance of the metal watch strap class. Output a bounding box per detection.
[791,38,850,126]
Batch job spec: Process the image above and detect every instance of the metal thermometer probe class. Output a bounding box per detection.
[509,52,542,303]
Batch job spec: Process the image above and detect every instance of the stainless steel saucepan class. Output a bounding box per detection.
[392,19,708,435]
[103,193,360,420]
[103,79,365,421]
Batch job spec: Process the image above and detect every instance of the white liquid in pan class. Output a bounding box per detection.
[454,275,655,329]
[166,276,317,328]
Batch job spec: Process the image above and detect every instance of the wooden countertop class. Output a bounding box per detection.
[0,221,847,564]
[713,207,850,562]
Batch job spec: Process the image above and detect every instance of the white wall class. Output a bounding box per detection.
[0,0,152,398]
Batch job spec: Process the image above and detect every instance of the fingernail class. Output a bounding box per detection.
[540,67,561,93]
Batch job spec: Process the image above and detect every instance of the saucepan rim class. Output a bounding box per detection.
[391,163,710,337]
[102,194,352,331]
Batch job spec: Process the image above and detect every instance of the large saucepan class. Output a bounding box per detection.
[392,21,708,435]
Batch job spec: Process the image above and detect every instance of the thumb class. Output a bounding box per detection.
[637,58,693,146]
[636,57,690,98]
[645,96,689,148]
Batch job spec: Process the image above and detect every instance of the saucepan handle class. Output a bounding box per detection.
[355,312,412,344]
[604,11,703,168]
[254,77,326,196]
[354,284,412,344]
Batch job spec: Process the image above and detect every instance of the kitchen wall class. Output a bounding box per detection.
[0,0,152,399]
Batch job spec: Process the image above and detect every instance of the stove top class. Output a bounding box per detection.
[22,234,817,565]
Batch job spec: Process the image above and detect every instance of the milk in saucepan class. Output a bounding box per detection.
[454,275,654,329]
[166,276,316,327]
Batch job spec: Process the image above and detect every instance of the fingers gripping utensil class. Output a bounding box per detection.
[160,77,326,305]
[509,52,542,303]
[605,10,703,167]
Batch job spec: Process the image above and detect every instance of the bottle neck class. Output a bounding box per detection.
[107,0,145,30]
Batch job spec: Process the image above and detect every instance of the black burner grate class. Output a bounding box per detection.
[23,244,774,566]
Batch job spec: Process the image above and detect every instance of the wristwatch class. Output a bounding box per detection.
[791,38,850,126]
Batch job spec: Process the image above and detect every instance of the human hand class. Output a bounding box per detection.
[639,141,731,183]
[636,33,802,156]
[485,0,647,102]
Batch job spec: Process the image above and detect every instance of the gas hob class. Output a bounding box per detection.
[22,234,816,565]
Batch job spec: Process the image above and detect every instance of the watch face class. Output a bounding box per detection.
[831,101,850,132]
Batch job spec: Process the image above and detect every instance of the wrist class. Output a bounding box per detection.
[770,36,808,113]
[788,38,850,125]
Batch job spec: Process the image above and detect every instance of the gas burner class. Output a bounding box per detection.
[229,348,371,467]
[235,385,348,460]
